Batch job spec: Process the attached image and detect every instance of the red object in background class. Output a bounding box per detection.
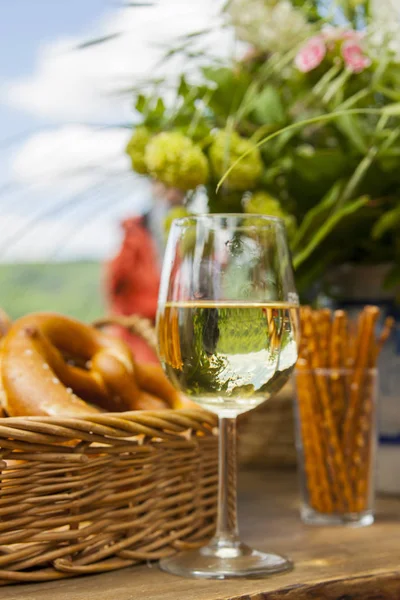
[106,216,161,363]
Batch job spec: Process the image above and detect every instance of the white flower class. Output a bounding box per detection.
[226,0,310,54]
[369,0,400,60]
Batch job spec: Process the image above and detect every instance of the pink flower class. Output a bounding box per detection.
[341,40,371,73]
[295,36,326,73]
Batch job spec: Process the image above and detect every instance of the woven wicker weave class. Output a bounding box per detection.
[0,316,218,585]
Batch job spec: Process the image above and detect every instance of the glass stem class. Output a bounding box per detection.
[215,416,239,548]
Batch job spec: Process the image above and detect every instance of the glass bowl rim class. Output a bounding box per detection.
[171,213,285,226]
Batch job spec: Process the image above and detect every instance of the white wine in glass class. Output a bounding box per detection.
[156,215,300,579]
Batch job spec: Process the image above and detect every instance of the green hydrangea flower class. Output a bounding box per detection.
[245,191,297,239]
[209,130,263,191]
[126,126,151,175]
[145,132,209,191]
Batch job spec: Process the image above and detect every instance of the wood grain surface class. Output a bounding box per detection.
[3,470,400,600]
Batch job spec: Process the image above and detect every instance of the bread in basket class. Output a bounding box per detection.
[0,312,218,585]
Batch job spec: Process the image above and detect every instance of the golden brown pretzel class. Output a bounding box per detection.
[0,309,12,417]
[0,313,174,417]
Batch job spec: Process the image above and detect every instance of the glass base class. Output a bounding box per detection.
[159,540,292,580]
[301,505,374,527]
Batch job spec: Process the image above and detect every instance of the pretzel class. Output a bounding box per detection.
[0,313,180,417]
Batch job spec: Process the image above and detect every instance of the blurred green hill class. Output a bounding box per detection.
[0,261,105,322]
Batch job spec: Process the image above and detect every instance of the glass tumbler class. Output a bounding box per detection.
[294,367,377,526]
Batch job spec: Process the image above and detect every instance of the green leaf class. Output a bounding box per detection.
[202,66,251,116]
[142,96,166,127]
[292,181,344,250]
[295,249,341,297]
[372,204,400,239]
[335,114,368,153]
[177,28,213,40]
[135,94,147,114]
[178,75,190,99]
[313,63,342,97]
[249,86,286,126]
[293,196,369,269]
[76,33,120,49]
[322,69,352,104]
[383,103,400,116]
[375,86,400,103]
[216,108,383,193]
[292,148,347,183]
[371,50,391,88]
[154,97,165,117]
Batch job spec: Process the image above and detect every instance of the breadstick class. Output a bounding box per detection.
[354,368,375,512]
[296,361,333,513]
[302,309,336,511]
[297,311,333,513]
[311,311,353,512]
[343,306,380,510]
[315,309,332,367]
[297,304,392,516]
[355,315,393,510]
[330,311,346,436]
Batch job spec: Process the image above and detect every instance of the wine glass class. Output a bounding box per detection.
[156,214,300,579]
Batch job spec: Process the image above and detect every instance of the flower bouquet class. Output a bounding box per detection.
[125,0,400,295]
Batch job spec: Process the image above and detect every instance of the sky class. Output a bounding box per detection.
[0,0,229,262]
[2,0,398,263]
[0,0,112,137]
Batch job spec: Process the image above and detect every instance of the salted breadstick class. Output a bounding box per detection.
[343,306,380,510]
[317,309,332,368]
[296,361,333,513]
[297,309,328,510]
[297,312,333,513]
[354,368,376,512]
[330,311,346,436]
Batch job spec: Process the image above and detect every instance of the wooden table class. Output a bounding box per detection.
[3,470,400,600]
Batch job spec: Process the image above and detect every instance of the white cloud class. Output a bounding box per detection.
[2,125,152,261]
[3,0,231,123]
[0,0,233,262]
[0,212,113,262]
[10,125,131,193]
[0,184,151,262]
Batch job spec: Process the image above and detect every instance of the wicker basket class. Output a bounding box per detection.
[0,317,218,585]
